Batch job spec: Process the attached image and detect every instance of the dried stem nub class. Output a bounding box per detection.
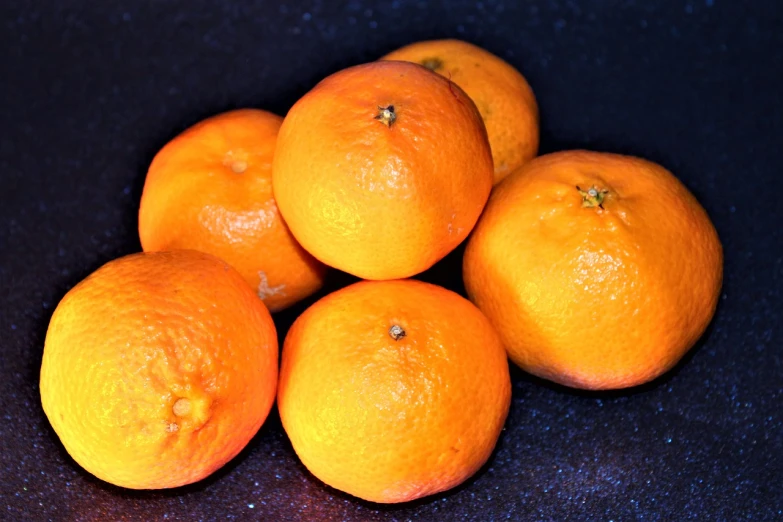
[421,57,444,71]
[389,324,406,341]
[577,185,609,209]
[375,105,396,128]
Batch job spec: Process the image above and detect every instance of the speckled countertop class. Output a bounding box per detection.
[1,1,781,520]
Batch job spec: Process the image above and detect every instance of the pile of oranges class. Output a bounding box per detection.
[39,40,723,502]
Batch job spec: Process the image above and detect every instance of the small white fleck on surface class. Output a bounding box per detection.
[257,271,286,300]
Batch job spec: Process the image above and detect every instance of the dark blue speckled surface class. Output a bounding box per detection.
[1,1,782,520]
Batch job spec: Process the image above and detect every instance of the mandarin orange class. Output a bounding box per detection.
[40,250,278,488]
[138,109,326,312]
[272,61,493,280]
[277,279,511,503]
[463,151,723,389]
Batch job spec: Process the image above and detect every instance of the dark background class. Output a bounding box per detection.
[1,1,782,520]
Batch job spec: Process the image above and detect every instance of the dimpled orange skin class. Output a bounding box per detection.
[39,250,278,489]
[463,151,723,390]
[277,280,511,503]
[382,39,539,184]
[138,109,326,312]
[272,61,494,280]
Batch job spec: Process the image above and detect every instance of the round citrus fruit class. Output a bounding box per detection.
[277,279,511,503]
[138,108,326,312]
[463,150,723,390]
[40,250,279,489]
[272,61,494,280]
[382,39,539,184]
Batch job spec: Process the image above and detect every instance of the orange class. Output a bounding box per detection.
[272,61,494,280]
[463,151,723,390]
[138,108,326,312]
[382,39,539,184]
[277,279,511,503]
[40,250,278,489]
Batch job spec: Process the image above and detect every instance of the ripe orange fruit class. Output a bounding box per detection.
[272,61,494,280]
[40,250,279,489]
[277,279,511,503]
[138,109,326,312]
[463,151,723,390]
[382,39,539,184]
